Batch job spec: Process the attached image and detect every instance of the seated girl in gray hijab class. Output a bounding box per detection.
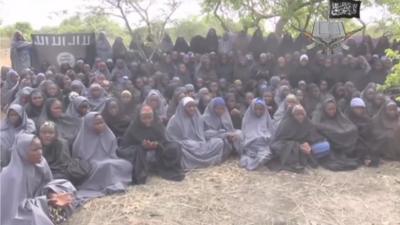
[144,89,169,124]
[119,105,184,184]
[272,94,299,128]
[240,98,274,171]
[166,97,224,170]
[1,133,76,225]
[65,96,90,118]
[1,104,36,167]
[39,121,91,186]
[369,100,400,161]
[202,97,243,157]
[271,105,320,173]
[72,112,132,201]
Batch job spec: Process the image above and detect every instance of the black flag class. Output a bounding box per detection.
[329,0,361,18]
[31,33,96,69]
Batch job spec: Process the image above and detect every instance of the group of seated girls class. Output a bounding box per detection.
[1,87,399,225]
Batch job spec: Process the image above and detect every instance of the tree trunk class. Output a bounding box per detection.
[275,17,288,36]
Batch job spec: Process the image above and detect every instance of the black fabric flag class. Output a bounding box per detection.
[31,33,96,69]
[329,0,361,18]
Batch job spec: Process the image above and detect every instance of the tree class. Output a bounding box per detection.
[91,0,182,61]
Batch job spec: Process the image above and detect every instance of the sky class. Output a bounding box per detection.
[0,0,390,30]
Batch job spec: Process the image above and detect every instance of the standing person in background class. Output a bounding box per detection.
[10,31,31,73]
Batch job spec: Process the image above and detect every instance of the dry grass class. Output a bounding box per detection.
[66,159,400,225]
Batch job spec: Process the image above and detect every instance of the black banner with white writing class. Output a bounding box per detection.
[329,0,361,18]
[31,33,96,69]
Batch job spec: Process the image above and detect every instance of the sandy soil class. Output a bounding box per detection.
[66,159,400,225]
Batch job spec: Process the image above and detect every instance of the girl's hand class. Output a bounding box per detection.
[48,193,73,208]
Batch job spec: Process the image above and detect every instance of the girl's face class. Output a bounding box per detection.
[27,138,43,165]
[121,94,132,103]
[311,87,320,98]
[293,109,306,123]
[210,82,219,93]
[90,87,102,98]
[214,105,225,117]
[47,84,59,97]
[31,94,44,107]
[50,100,63,119]
[263,92,274,104]
[8,109,21,127]
[79,102,90,117]
[246,93,254,105]
[63,76,72,89]
[286,99,298,109]
[254,104,266,117]
[320,81,328,91]
[93,115,106,134]
[385,104,398,119]
[185,102,197,117]
[107,101,119,116]
[324,102,337,118]
[365,88,376,101]
[374,94,385,106]
[351,107,365,117]
[148,96,160,110]
[140,113,154,127]
[39,126,56,146]
[226,97,236,109]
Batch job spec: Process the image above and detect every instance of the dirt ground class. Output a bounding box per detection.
[66,159,400,225]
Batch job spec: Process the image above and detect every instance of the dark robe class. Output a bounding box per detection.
[102,98,131,143]
[190,35,208,54]
[369,101,400,160]
[174,37,190,53]
[43,136,90,185]
[118,109,184,184]
[312,97,359,157]
[205,28,219,53]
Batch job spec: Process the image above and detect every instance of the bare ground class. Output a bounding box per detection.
[66,159,400,225]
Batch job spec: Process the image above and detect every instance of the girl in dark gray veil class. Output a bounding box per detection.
[65,95,90,118]
[39,121,91,185]
[311,96,359,160]
[86,83,108,112]
[272,94,299,129]
[144,89,169,123]
[202,97,243,157]
[166,97,224,170]
[1,69,20,110]
[369,100,400,160]
[1,104,36,167]
[240,98,274,170]
[72,112,132,201]
[38,98,81,145]
[1,133,76,225]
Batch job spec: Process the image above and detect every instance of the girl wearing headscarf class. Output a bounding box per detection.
[347,98,377,166]
[118,90,137,119]
[205,28,219,53]
[1,104,36,167]
[361,84,377,116]
[311,97,359,160]
[274,85,291,106]
[10,31,31,72]
[101,98,131,142]
[38,98,81,145]
[72,112,132,201]
[144,89,169,123]
[118,105,184,184]
[272,94,299,128]
[96,32,112,61]
[112,37,128,61]
[202,97,243,156]
[25,89,45,123]
[240,98,274,170]
[196,87,212,114]
[167,86,187,120]
[224,92,243,129]
[166,97,224,170]
[369,100,400,161]
[65,96,90,118]
[86,83,108,112]
[271,105,320,172]
[1,69,20,110]
[303,83,321,117]
[39,121,91,185]
[1,133,76,225]
[70,79,87,96]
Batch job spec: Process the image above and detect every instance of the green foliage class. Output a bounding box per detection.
[379,49,400,92]
[0,22,33,40]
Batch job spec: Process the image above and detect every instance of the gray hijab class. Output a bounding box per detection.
[242,99,274,145]
[0,133,53,225]
[166,97,206,142]
[65,96,89,118]
[144,89,168,121]
[1,104,36,167]
[202,97,234,131]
